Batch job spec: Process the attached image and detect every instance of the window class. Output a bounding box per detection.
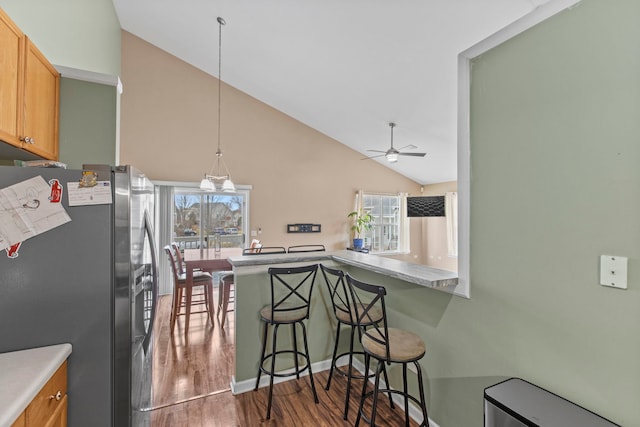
[356,192,409,254]
[155,183,250,296]
[173,188,248,250]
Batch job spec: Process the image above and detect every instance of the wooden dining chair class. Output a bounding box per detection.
[171,241,208,309]
[217,271,234,328]
[164,245,215,334]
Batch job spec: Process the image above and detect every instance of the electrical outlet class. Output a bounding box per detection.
[600,255,627,289]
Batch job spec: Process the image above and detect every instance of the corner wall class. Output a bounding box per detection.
[424,0,639,425]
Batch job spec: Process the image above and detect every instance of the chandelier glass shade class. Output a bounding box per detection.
[200,16,235,193]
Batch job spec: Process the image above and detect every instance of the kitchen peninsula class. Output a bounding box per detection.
[227,250,458,393]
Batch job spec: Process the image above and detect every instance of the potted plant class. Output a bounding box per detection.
[348,210,374,249]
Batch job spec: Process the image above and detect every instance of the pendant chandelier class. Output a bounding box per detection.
[200,16,235,192]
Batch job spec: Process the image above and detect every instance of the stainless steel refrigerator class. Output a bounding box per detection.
[0,164,159,427]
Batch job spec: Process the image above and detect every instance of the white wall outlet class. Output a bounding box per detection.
[251,230,257,237]
[600,255,627,289]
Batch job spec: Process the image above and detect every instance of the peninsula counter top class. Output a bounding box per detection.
[228,250,457,289]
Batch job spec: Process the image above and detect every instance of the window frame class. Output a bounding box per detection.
[355,191,409,255]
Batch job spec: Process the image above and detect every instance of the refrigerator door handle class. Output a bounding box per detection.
[142,211,159,355]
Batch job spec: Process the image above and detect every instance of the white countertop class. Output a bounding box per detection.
[0,343,72,427]
[228,250,458,288]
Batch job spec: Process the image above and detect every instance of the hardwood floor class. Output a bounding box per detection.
[150,290,421,426]
[151,291,235,408]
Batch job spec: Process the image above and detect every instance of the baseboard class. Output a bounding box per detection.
[231,357,440,427]
[230,358,334,395]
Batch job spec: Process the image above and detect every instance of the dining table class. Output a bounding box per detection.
[183,247,243,331]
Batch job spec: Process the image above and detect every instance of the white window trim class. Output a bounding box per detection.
[445,192,458,258]
[355,190,408,255]
[456,0,582,299]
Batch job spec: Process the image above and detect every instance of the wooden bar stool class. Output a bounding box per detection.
[164,245,215,334]
[254,264,319,420]
[346,274,430,427]
[320,264,393,420]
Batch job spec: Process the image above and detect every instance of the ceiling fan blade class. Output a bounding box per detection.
[398,152,426,157]
[361,154,386,160]
[366,149,387,153]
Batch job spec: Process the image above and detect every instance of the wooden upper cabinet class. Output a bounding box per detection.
[0,8,60,160]
[0,8,24,146]
[23,37,60,160]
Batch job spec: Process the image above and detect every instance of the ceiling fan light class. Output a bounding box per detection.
[386,152,399,163]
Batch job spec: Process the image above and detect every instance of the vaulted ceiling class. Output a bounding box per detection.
[113,0,553,184]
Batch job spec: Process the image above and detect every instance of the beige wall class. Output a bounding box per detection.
[120,31,430,258]
[421,181,457,271]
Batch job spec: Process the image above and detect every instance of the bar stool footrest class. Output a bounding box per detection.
[359,388,428,427]
[333,350,372,381]
[259,350,312,378]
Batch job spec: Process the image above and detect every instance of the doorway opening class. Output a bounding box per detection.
[150,184,249,409]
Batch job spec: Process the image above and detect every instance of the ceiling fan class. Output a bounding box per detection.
[362,122,426,163]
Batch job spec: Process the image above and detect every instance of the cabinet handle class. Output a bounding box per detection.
[19,136,35,144]
[49,391,62,401]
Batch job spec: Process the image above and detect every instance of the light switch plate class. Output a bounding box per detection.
[600,255,627,289]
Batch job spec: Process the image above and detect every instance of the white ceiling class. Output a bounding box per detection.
[112,0,552,185]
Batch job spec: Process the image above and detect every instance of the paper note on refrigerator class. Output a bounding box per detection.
[0,176,72,251]
[67,181,112,206]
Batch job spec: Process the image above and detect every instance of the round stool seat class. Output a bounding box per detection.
[259,303,307,323]
[335,303,383,325]
[362,328,426,363]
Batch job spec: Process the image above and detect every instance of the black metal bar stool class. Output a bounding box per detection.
[320,264,393,420]
[346,274,430,427]
[254,264,320,420]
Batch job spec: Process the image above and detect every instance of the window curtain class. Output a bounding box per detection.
[399,192,410,253]
[445,191,458,257]
[156,185,175,295]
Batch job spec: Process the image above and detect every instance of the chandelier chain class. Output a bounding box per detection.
[217,17,224,157]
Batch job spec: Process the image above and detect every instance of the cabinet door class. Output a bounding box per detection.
[10,411,26,427]
[22,37,59,160]
[43,395,67,427]
[0,8,24,147]
[26,361,67,427]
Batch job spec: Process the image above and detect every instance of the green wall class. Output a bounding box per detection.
[0,0,121,167]
[456,0,639,425]
[0,0,121,75]
[59,78,118,169]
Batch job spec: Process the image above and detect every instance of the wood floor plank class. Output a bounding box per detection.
[150,290,422,426]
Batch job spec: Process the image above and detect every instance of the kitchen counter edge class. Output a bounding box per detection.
[0,343,72,427]
[228,250,458,288]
